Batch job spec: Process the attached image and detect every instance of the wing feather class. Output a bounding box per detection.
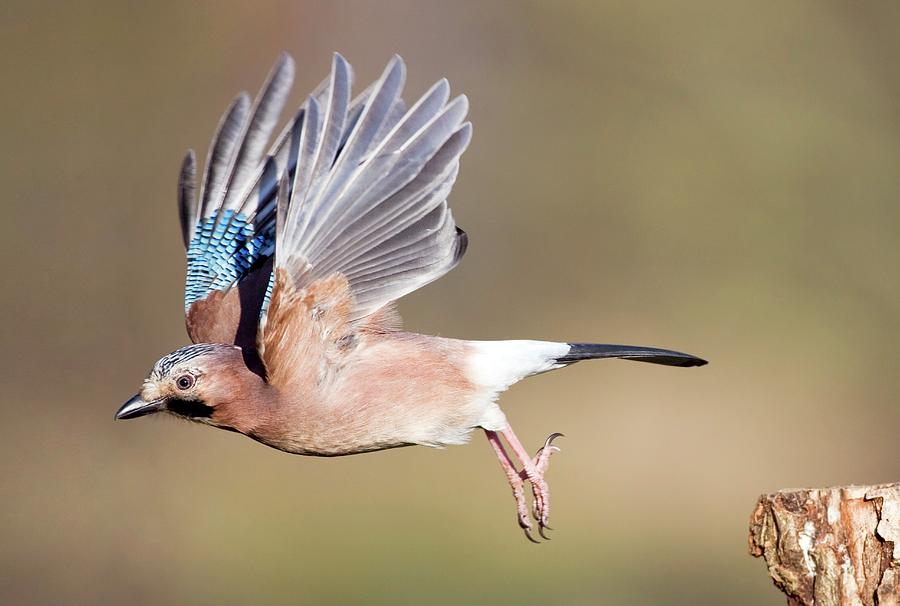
[304,78,453,259]
[177,150,197,249]
[198,94,250,222]
[220,54,295,213]
[272,57,470,322]
[313,129,468,277]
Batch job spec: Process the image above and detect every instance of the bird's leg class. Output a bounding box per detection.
[501,426,555,538]
[485,427,564,541]
[484,430,538,543]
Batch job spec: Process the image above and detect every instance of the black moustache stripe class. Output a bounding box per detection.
[166,398,213,419]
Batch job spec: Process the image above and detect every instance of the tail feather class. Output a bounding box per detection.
[465,340,706,397]
[557,343,707,368]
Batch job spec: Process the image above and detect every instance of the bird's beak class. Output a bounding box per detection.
[115,394,165,420]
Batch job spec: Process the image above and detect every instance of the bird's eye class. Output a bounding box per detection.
[175,374,195,390]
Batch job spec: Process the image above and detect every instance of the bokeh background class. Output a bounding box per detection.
[3,1,900,604]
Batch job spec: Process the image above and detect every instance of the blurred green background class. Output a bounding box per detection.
[3,1,899,604]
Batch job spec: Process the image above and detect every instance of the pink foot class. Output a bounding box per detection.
[527,432,563,528]
[485,428,564,542]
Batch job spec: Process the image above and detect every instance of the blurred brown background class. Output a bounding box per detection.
[2,1,899,604]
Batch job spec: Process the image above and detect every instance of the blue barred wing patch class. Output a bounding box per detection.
[262,271,276,312]
[185,210,274,309]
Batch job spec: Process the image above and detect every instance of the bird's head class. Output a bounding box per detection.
[116,343,258,430]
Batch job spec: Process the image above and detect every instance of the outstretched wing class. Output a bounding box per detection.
[180,55,297,347]
[259,54,471,386]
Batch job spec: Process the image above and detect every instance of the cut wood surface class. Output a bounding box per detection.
[749,483,900,605]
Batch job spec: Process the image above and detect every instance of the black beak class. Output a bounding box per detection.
[115,394,165,420]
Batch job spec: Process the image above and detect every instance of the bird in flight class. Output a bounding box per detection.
[116,53,706,542]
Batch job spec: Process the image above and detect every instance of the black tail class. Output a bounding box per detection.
[556,343,707,368]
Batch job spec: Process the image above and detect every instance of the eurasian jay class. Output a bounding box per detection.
[116,53,706,542]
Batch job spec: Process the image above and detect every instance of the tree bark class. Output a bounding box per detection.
[749,483,900,605]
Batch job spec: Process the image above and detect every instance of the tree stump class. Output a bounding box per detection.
[749,483,900,605]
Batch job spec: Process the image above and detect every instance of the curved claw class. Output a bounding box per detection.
[538,525,552,540]
[535,433,564,458]
[523,527,541,544]
[544,432,565,449]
